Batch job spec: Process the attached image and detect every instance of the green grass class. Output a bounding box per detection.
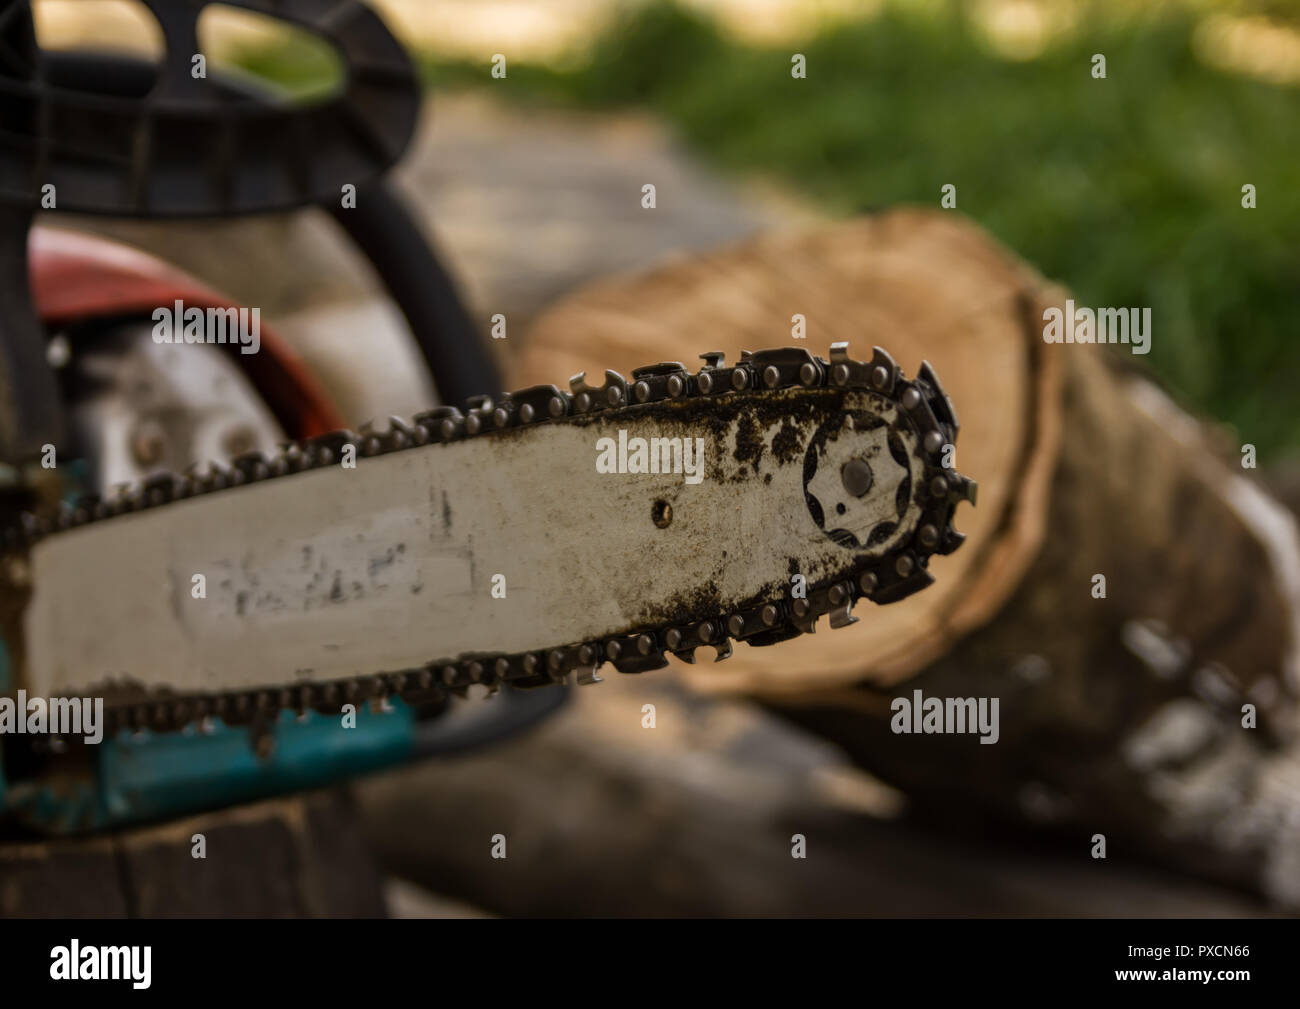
[240,1,1300,457]
[219,31,343,101]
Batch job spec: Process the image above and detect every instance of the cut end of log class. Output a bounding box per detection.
[516,209,1064,694]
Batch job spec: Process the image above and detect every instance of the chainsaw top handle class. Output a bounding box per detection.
[0,0,420,217]
[0,0,499,460]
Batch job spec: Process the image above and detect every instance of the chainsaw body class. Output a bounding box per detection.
[0,2,972,837]
[0,0,525,834]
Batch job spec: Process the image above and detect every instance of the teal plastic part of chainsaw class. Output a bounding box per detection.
[0,700,416,835]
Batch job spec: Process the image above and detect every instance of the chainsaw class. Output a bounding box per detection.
[0,1,973,833]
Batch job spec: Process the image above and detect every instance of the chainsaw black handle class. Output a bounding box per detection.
[0,0,420,217]
[0,1,498,459]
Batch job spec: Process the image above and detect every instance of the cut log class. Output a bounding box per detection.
[513,209,1300,907]
[516,209,1061,694]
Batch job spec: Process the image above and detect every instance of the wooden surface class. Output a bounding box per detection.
[0,791,386,917]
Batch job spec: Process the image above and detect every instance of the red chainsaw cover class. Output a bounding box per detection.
[28,227,343,438]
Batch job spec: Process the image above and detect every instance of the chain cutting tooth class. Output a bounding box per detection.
[827,582,859,629]
[463,396,495,435]
[663,625,697,662]
[212,463,238,490]
[790,594,819,633]
[827,342,899,394]
[695,351,727,395]
[629,362,690,404]
[267,446,291,476]
[112,483,141,512]
[505,385,566,426]
[695,351,750,395]
[230,450,274,482]
[749,348,823,390]
[601,631,670,673]
[697,620,733,661]
[135,485,157,508]
[304,430,359,466]
[383,416,417,449]
[271,446,296,471]
[569,370,628,412]
[918,360,959,433]
[413,407,464,443]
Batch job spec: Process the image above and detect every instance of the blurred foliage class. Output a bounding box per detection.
[241,1,1300,457]
[221,34,342,100]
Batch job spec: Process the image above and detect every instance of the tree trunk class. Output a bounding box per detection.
[512,208,1300,907]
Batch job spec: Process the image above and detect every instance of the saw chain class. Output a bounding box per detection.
[0,343,975,739]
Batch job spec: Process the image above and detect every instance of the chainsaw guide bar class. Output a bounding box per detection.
[1,344,975,737]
